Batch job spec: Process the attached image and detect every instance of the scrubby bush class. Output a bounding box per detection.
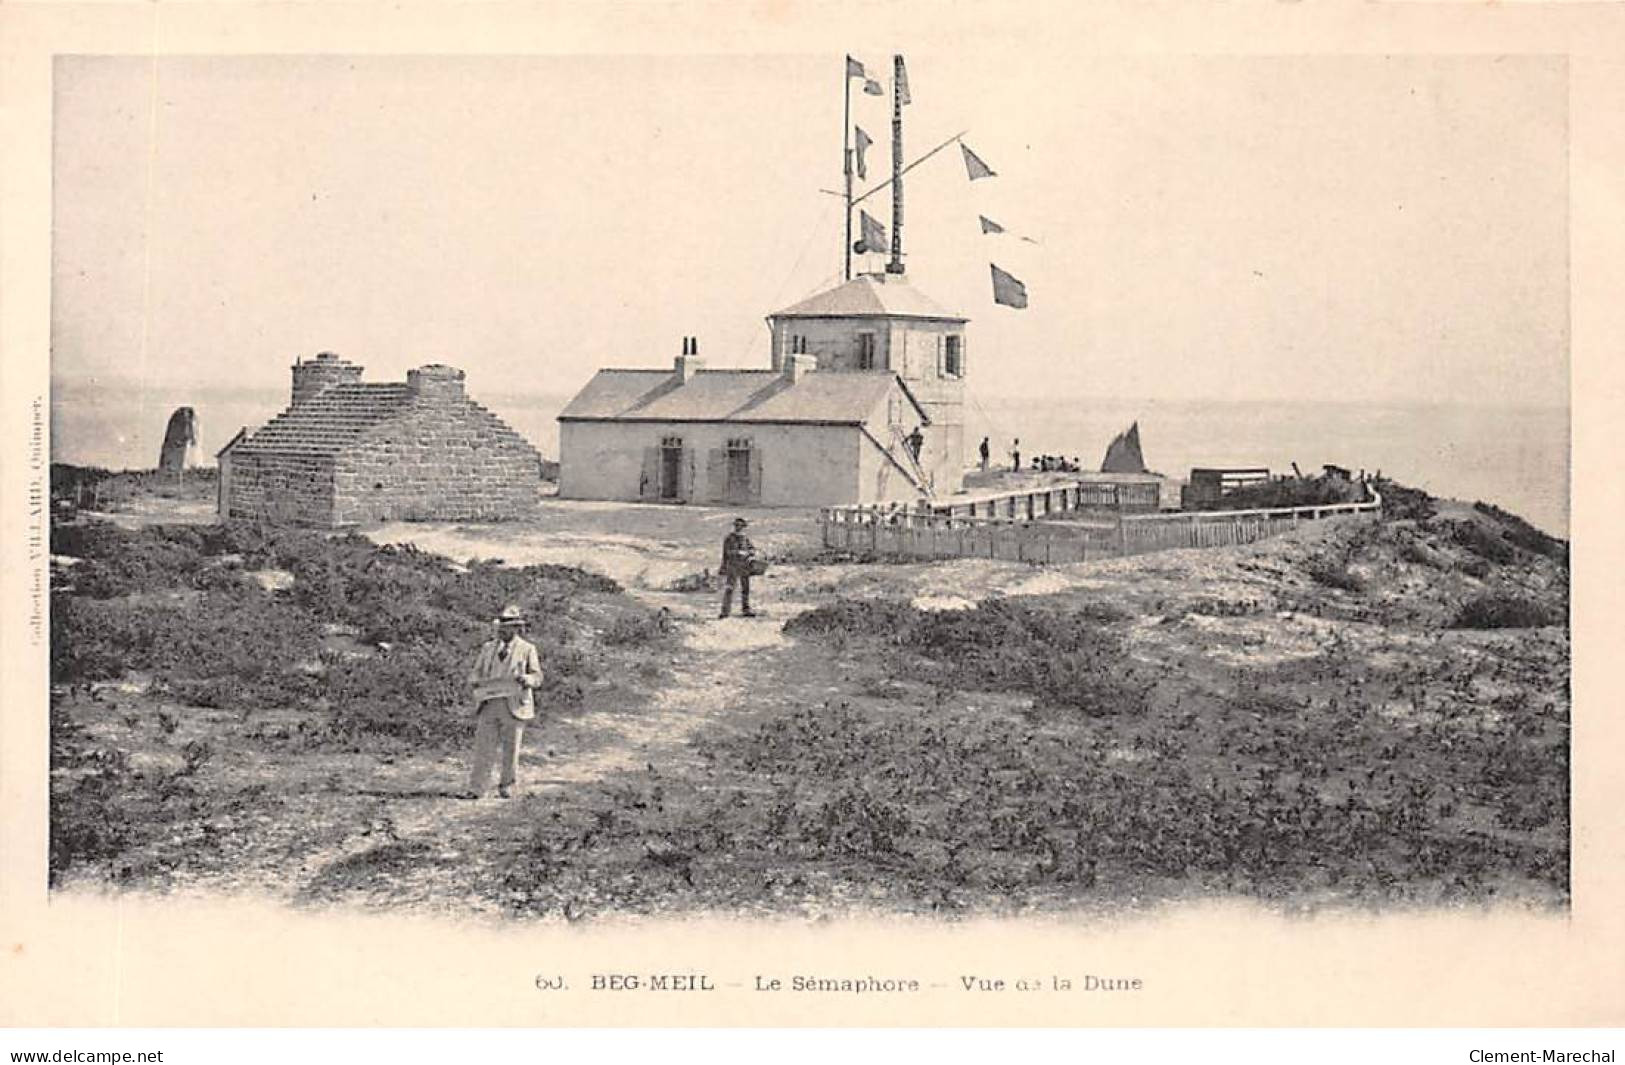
[784,597,1149,715]
[667,570,717,593]
[783,598,921,643]
[1374,479,1437,523]
[49,519,654,749]
[1207,475,1364,512]
[1451,521,1515,565]
[603,609,674,647]
[324,642,474,745]
[1473,502,1568,566]
[1450,594,1559,630]
[1400,540,1443,568]
[1306,559,1364,593]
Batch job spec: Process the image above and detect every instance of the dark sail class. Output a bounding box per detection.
[1100,421,1146,474]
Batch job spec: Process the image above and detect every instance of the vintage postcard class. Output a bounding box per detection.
[2,0,1621,1031]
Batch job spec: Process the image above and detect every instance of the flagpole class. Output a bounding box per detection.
[848,131,968,208]
[887,54,904,275]
[844,57,854,281]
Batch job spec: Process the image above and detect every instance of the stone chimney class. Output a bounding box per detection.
[291,352,364,406]
[407,364,466,405]
[782,353,816,384]
[674,336,703,383]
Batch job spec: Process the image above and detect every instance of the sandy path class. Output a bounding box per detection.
[271,578,817,910]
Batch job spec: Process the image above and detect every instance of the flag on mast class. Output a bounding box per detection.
[863,78,883,96]
[991,263,1028,308]
[846,55,866,78]
[896,56,911,105]
[961,142,996,181]
[854,126,873,180]
[978,215,1005,234]
[856,210,888,254]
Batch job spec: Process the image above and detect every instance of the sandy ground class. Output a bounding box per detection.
[56,495,1568,913]
[62,501,837,909]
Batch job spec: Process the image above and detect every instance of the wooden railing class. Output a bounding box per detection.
[818,484,1381,564]
[927,478,1161,520]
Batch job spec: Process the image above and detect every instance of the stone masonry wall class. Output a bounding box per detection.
[331,399,542,524]
[222,451,339,524]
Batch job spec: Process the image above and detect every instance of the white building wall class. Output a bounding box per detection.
[771,317,895,373]
[560,420,869,506]
[770,315,966,496]
[857,428,937,506]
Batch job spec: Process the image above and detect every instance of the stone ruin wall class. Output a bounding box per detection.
[331,401,542,524]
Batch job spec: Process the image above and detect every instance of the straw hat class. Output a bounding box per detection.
[494,603,527,625]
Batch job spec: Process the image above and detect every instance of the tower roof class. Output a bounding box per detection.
[769,273,965,322]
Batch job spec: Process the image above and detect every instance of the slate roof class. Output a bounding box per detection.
[229,383,417,457]
[769,273,965,321]
[557,368,929,426]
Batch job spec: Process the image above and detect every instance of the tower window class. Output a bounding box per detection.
[944,335,963,377]
[857,332,877,370]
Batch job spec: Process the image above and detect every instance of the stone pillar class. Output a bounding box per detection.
[407,364,467,404]
[291,352,364,406]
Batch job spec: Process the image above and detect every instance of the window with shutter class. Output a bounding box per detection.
[725,437,753,502]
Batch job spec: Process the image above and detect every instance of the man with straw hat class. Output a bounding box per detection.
[462,603,543,799]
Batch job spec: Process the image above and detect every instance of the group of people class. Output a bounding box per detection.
[460,516,760,799]
[977,436,1082,474]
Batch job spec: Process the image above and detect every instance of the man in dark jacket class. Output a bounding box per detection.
[719,517,756,618]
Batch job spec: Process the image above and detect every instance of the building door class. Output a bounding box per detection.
[725,438,752,501]
[660,436,683,500]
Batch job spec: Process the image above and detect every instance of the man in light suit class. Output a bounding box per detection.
[463,603,543,799]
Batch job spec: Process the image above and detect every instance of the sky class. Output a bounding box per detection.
[51,52,1569,408]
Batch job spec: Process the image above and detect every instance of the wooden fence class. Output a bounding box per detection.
[818,485,1382,564]
[927,478,1161,520]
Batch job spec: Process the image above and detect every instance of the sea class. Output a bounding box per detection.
[50,380,1571,537]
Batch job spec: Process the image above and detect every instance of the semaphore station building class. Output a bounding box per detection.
[556,271,967,507]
